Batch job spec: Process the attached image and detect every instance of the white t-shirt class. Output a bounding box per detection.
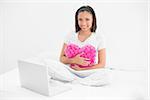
[64,32,106,64]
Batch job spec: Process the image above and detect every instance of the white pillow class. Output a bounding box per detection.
[44,59,77,82]
[37,51,59,61]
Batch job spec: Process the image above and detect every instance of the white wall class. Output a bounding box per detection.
[0,4,5,74]
[100,3,148,70]
[0,0,148,75]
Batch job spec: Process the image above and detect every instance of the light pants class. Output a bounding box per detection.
[46,59,110,86]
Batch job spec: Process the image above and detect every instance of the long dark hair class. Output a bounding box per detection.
[75,5,97,33]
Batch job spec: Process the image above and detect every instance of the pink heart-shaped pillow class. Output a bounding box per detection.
[64,43,96,68]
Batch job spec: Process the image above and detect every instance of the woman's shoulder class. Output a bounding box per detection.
[64,31,77,43]
[65,32,76,39]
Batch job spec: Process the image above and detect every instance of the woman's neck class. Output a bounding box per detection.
[79,30,92,36]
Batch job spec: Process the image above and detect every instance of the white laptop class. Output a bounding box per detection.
[18,59,71,96]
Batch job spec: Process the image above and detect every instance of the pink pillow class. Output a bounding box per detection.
[64,43,96,68]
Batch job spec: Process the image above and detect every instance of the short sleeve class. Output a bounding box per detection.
[97,34,106,50]
[64,33,72,44]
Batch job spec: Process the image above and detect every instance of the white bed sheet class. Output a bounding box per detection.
[0,68,148,100]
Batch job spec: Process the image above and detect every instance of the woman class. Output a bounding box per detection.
[60,5,106,71]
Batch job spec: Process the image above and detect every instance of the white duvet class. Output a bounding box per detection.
[44,59,110,87]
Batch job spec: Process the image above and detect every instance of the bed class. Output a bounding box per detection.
[0,52,148,100]
[0,66,148,100]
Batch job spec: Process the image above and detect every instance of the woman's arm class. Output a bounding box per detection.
[59,43,74,64]
[60,43,106,70]
[69,48,106,71]
[59,43,90,66]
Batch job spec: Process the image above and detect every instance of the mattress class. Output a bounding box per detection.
[0,67,148,100]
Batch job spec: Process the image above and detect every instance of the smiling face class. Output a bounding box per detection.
[77,11,93,32]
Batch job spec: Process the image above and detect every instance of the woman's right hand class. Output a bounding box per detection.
[72,53,90,66]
